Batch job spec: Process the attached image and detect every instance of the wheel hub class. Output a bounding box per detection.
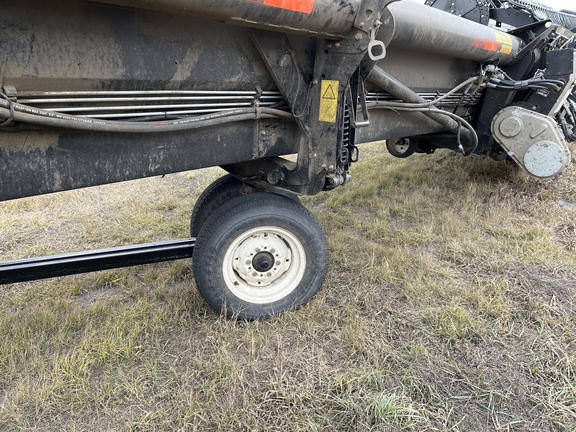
[231,232,291,287]
[252,251,275,272]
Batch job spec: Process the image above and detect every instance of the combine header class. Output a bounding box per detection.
[1,0,574,318]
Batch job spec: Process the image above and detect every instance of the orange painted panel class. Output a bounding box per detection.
[484,40,499,52]
[261,0,315,14]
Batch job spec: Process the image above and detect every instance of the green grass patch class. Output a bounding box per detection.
[1,145,575,430]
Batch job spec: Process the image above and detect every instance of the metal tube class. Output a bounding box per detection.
[42,102,255,113]
[382,0,525,65]
[18,91,281,97]
[84,0,524,62]
[85,0,363,38]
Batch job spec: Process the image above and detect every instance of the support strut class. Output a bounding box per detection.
[0,239,195,284]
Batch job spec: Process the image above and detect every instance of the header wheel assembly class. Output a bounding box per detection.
[192,192,329,320]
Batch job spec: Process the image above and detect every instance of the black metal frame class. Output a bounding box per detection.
[0,239,195,285]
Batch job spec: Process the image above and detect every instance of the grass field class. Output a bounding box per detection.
[1,142,575,431]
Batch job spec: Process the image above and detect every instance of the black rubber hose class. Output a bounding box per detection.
[559,115,576,142]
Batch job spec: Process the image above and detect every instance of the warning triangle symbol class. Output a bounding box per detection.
[322,85,337,100]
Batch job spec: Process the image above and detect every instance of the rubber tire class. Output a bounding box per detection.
[190,174,244,238]
[190,174,300,237]
[192,193,329,320]
[386,138,418,158]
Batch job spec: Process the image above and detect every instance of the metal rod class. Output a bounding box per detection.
[366,92,481,104]
[0,239,195,284]
[18,90,281,97]
[19,96,278,104]
[43,102,256,113]
[76,107,281,119]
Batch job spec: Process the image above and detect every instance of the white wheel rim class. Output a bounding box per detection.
[391,139,409,154]
[222,226,307,304]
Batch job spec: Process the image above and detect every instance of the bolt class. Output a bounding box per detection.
[312,79,318,85]
[261,130,266,136]
[359,22,365,28]
[313,153,318,158]
[355,33,362,41]
[327,43,332,48]
[328,165,334,170]
[334,42,341,48]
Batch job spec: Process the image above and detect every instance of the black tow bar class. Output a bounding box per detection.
[0,238,195,284]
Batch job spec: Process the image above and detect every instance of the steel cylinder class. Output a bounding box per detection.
[85,0,364,38]
[381,0,525,65]
[84,0,525,63]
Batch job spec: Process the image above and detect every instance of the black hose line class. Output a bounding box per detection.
[488,77,564,92]
[559,115,576,142]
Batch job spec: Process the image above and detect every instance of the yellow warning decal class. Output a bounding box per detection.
[319,80,339,123]
[495,33,513,55]
[495,33,513,46]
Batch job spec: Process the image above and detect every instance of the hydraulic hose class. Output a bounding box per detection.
[488,77,564,92]
[0,98,293,133]
[367,66,478,154]
[559,114,576,142]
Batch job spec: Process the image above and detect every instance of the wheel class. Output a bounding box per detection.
[190,173,300,237]
[192,193,329,320]
[386,138,418,158]
[190,174,244,237]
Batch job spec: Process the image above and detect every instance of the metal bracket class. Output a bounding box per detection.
[513,24,555,61]
[348,75,370,128]
[2,86,17,101]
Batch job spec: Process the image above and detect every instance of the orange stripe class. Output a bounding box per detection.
[262,0,314,13]
[484,41,499,52]
[472,37,499,52]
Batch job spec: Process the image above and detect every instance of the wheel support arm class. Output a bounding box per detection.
[0,239,195,284]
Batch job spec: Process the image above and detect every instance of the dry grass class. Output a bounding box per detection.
[1,142,575,431]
